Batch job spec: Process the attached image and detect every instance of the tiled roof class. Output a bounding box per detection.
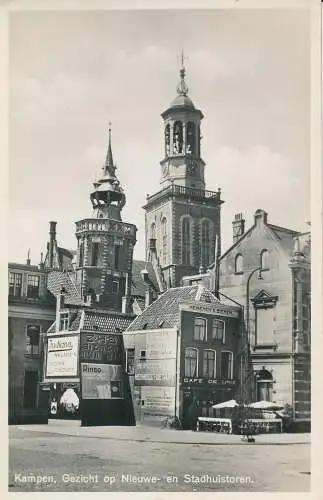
[82,309,134,332]
[131,260,160,297]
[47,271,84,306]
[126,285,220,332]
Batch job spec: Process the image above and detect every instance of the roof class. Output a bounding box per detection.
[47,271,84,306]
[9,263,41,272]
[82,309,134,332]
[169,94,195,109]
[126,285,220,332]
[131,260,160,297]
[267,224,299,255]
[58,247,75,259]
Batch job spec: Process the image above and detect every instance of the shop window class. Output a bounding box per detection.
[8,272,22,297]
[203,350,216,378]
[23,369,38,409]
[260,249,269,270]
[184,348,198,377]
[181,217,191,265]
[212,319,225,343]
[25,325,40,356]
[194,317,207,341]
[235,254,243,274]
[27,275,40,298]
[126,348,135,374]
[221,351,233,379]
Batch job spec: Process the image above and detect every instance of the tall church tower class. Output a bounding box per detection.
[144,58,223,287]
[75,126,137,311]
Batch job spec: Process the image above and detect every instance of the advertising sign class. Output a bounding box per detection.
[145,329,177,359]
[81,363,123,400]
[179,301,240,318]
[46,335,79,378]
[135,359,176,386]
[80,333,123,364]
[141,386,176,417]
[181,377,238,386]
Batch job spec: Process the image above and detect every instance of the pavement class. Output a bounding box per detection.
[17,419,310,446]
[9,423,311,492]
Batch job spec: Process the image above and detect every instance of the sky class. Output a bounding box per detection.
[8,8,311,265]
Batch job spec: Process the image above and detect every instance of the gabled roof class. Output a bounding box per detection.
[47,271,84,306]
[82,309,135,333]
[126,285,220,332]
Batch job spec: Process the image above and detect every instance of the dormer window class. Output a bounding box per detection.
[260,250,269,270]
[235,254,243,274]
[59,311,69,331]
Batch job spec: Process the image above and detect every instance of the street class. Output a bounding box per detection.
[9,423,310,492]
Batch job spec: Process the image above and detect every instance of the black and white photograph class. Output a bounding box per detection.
[5,0,321,494]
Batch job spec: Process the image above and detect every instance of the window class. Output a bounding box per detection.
[201,220,211,267]
[186,122,195,154]
[235,254,243,274]
[126,348,135,374]
[212,319,225,343]
[194,317,207,341]
[165,124,170,156]
[112,280,119,294]
[23,369,38,409]
[79,241,84,266]
[161,218,167,265]
[151,223,156,239]
[173,121,183,154]
[140,350,146,359]
[256,308,274,345]
[260,249,269,270]
[181,217,191,264]
[8,272,22,297]
[114,245,120,269]
[184,348,198,377]
[203,350,216,378]
[91,242,99,266]
[27,275,40,298]
[26,325,40,356]
[59,311,69,331]
[256,369,273,401]
[221,351,233,379]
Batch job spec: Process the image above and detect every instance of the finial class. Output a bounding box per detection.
[177,50,188,96]
[26,248,31,265]
[104,121,115,174]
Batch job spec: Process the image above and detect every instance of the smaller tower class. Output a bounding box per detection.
[75,125,137,311]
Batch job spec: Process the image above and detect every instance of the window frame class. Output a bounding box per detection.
[184,347,198,378]
[25,324,41,356]
[8,272,22,297]
[220,350,233,380]
[193,316,207,342]
[260,249,270,271]
[161,217,167,265]
[212,318,225,343]
[202,349,216,378]
[181,216,191,265]
[234,254,243,274]
[200,219,211,268]
[126,348,135,375]
[26,274,40,298]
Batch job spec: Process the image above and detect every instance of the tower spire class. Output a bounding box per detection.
[104,122,116,176]
[177,50,188,96]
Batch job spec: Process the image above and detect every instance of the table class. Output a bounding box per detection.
[197,417,232,434]
[241,418,283,434]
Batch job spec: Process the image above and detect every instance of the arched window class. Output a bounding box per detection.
[165,124,170,156]
[150,223,156,239]
[235,254,243,274]
[256,368,273,402]
[173,121,183,154]
[186,122,195,154]
[260,249,269,270]
[161,217,167,265]
[200,219,211,268]
[184,348,198,377]
[181,217,191,264]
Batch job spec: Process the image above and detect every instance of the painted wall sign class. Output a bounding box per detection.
[181,377,238,386]
[81,363,123,400]
[80,333,123,364]
[144,329,178,359]
[179,302,240,318]
[46,335,79,378]
[140,386,176,417]
[135,359,176,386]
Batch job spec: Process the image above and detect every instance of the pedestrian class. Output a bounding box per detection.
[187,399,199,432]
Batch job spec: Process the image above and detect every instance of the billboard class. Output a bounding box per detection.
[80,333,123,364]
[46,335,79,378]
[141,386,176,417]
[81,363,123,400]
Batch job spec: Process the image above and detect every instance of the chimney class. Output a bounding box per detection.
[145,289,153,309]
[48,221,57,269]
[254,209,268,226]
[232,213,245,244]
